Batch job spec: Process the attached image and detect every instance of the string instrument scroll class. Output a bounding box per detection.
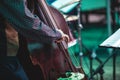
[30,0,87,80]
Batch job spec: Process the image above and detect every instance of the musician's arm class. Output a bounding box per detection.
[0,0,62,44]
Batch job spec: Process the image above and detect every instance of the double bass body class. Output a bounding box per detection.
[29,0,87,80]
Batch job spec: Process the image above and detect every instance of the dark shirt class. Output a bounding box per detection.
[0,0,62,44]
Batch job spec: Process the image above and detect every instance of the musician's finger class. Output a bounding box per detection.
[55,38,63,43]
[63,34,69,42]
[55,29,69,43]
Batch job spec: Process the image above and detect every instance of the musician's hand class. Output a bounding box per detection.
[55,29,69,43]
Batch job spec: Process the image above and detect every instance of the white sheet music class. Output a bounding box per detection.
[51,0,79,13]
[100,28,120,48]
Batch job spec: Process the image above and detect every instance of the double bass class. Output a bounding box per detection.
[25,0,87,80]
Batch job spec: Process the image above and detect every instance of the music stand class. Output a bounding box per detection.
[98,28,120,80]
[51,0,79,14]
